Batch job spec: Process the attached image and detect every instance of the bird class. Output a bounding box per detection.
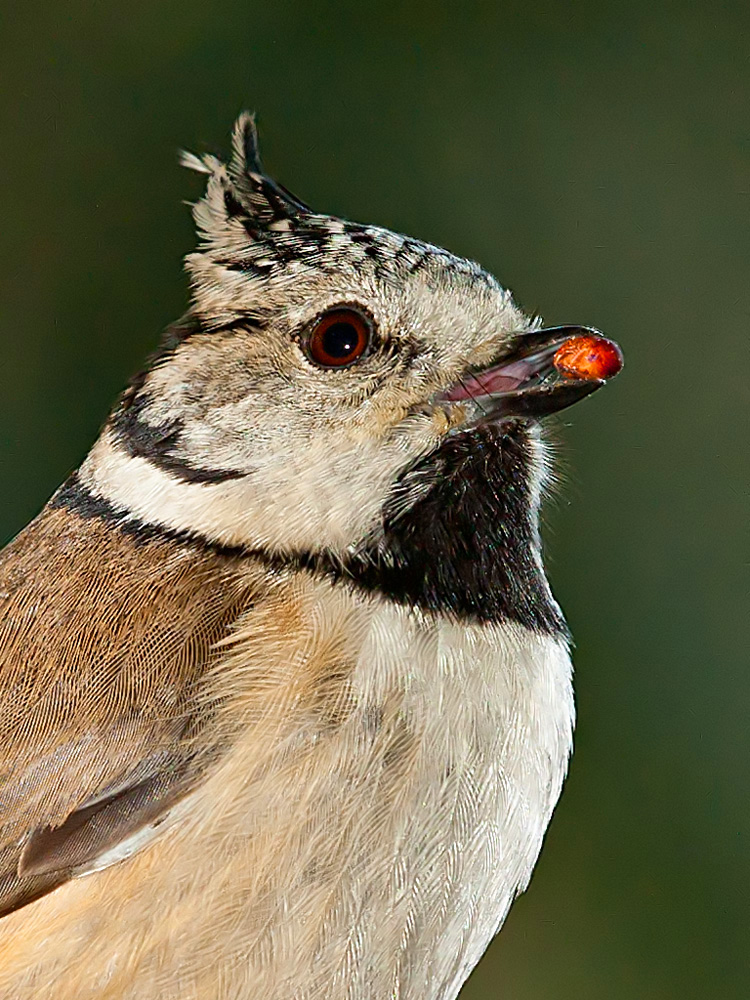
[0,113,621,999]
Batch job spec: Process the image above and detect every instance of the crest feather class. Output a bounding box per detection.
[231,111,264,177]
[181,113,311,239]
[178,150,213,175]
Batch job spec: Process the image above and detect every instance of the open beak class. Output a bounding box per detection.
[441,325,620,423]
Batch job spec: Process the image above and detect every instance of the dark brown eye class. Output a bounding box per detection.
[305,308,373,368]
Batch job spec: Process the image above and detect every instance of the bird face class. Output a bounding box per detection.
[80,114,608,567]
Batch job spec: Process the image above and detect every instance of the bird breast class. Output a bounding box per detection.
[0,569,573,1000]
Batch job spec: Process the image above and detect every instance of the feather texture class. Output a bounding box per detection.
[0,509,573,998]
[0,504,261,914]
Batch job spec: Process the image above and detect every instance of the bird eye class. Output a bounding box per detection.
[304,308,373,368]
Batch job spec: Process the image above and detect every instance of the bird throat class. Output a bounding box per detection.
[307,421,567,637]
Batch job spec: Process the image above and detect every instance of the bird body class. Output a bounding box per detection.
[0,503,571,998]
[0,115,617,998]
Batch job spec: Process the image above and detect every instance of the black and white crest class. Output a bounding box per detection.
[180,113,488,300]
[182,111,312,232]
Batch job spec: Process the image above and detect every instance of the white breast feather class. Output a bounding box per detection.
[162,588,575,1000]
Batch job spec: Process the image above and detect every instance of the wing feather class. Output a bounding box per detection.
[0,504,257,915]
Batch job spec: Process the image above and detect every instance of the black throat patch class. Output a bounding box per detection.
[309,422,567,638]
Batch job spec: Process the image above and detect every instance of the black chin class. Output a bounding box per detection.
[314,422,568,637]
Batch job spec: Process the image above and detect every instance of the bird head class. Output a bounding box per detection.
[78,114,616,630]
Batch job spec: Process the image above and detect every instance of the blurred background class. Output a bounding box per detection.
[0,1,747,997]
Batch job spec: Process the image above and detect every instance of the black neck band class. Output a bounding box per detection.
[52,422,566,638]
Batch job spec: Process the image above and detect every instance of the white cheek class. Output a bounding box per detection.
[80,414,440,555]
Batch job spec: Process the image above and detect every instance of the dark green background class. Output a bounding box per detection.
[1,2,746,997]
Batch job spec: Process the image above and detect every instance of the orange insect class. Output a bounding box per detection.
[553,334,623,381]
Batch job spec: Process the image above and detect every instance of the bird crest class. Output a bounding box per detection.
[180,112,312,244]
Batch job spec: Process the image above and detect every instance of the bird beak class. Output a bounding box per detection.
[440,325,618,422]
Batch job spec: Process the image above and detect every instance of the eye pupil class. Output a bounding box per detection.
[305,308,373,368]
[321,322,360,358]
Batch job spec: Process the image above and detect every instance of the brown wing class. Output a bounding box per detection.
[0,503,258,916]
